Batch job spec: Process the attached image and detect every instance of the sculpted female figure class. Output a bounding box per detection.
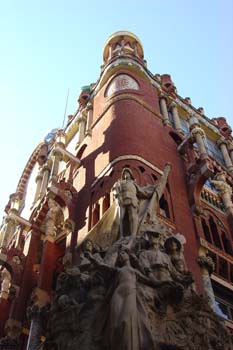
[90,247,154,350]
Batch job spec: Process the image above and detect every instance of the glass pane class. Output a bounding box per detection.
[215,299,229,319]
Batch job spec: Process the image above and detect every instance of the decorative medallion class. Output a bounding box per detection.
[105,74,139,96]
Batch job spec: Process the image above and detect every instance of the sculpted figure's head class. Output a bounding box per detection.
[117,247,130,266]
[122,168,134,180]
[146,231,161,248]
[82,239,94,253]
[164,236,182,254]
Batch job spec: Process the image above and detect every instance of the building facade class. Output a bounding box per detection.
[0,31,232,349]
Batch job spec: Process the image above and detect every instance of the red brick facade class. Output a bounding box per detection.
[0,31,232,348]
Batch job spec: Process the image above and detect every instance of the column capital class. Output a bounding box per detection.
[217,136,228,147]
[35,173,43,183]
[168,100,177,109]
[26,303,49,321]
[52,147,63,159]
[227,141,233,152]
[158,92,168,101]
[86,101,93,111]
[196,255,215,275]
[42,163,51,172]
[190,125,206,139]
[79,108,88,119]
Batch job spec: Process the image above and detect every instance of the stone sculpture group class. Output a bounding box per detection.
[43,165,232,350]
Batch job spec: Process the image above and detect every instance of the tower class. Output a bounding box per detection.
[0,31,232,349]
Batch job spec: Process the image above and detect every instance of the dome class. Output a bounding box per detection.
[103,30,144,63]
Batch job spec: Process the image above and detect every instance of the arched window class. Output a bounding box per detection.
[219,257,228,280]
[201,214,232,255]
[159,194,170,219]
[209,216,222,249]
[221,231,233,255]
[201,218,212,243]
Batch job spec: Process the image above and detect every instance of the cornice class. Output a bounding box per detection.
[91,56,222,141]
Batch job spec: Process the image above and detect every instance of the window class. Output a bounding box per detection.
[209,216,222,249]
[205,138,225,166]
[215,297,233,320]
[201,218,212,243]
[201,215,232,255]
[159,194,170,218]
[213,282,233,321]
[179,118,189,135]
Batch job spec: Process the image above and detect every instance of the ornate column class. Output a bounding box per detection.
[210,172,233,216]
[217,137,233,172]
[26,304,48,350]
[169,101,182,133]
[0,319,21,349]
[85,102,93,136]
[228,142,233,164]
[50,148,63,184]
[78,112,87,145]
[50,130,66,184]
[189,118,207,159]
[33,168,43,204]
[39,162,51,198]
[159,94,170,125]
[0,268,11,299]
[38,199,61,290]
[197,251,215,310]
[45,199,60,238]
[0,216,17,255]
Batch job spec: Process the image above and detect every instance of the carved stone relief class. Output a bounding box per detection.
[42,168,232,350]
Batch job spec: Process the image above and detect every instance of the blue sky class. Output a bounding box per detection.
[0,0,232,218]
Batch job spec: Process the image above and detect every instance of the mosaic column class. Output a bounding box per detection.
[159,94,170,125]
[228,143,233,164]
[37,199,61,290]
[85,102,93,136]
[33,168,43,203]
[40,162,51,197]
[170,101,182,133]
[26,304,47,350]
[0,216,16,255]
[190,125,207,159]
[0,268,11,299]
[50,148,63,184]
[197,253,215,310]
[78,112,87,145]
[217,137,233,172]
